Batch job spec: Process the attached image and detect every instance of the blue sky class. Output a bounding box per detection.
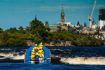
[0,0,105,29]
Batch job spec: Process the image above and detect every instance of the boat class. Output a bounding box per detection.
[24,42,51,64]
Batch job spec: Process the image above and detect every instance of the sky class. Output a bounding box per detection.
[0,0,105,29]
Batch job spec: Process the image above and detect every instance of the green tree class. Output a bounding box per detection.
[29,18,47,42]
[18,26,24,31]
[0,32,9,45]
[6,27,17,33]
[29,18,46,34]
[0,28,3,33]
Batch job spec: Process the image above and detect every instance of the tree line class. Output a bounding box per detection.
[0,18,104,46]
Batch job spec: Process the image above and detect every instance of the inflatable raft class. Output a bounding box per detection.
[24,42,51,64]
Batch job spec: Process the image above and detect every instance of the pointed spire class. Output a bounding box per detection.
[60,4,65,25]
[84,22,87,27]
[61,4,64,17]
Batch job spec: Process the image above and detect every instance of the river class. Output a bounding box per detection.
[0,45,105,69]
[0,63,105,70]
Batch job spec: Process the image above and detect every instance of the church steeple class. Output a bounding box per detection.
[60,5,65,25]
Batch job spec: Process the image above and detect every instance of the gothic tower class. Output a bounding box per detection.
[60,5,65,25]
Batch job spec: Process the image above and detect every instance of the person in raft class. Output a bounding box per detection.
[30,42,44,63]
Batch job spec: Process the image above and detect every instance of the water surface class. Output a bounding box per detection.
[0,63,105,70]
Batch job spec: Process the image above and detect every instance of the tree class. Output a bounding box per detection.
[0,28,3,33]
[18,26,24,31]
[26,26,30,32]
[0,32,9,45]
[29,17,48,42]
[6,27,17,33]
[45,21,50,31]
[18,26,27,34]
[29,17,46,34]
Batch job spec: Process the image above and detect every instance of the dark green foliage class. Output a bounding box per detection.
[0,28,3,33]
[0,32,9,45]
[46,32,104,46]
[6,27,17,33]
[29,18,46,34]
[0,18,104,46]
[18,26,24,31]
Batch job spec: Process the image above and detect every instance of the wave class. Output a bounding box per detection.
[60,57,105,65]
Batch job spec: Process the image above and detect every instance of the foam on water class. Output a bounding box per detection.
[60,57,105,65]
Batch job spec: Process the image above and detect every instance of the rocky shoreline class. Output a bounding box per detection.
[45,41,72,46]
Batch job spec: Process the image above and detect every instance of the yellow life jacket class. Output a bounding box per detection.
[30,42,44,61]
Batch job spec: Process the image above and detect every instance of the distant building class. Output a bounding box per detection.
[75,21,81,29]
[99,8,105,30]
[49,24,59,32]
[65,22,73,27]
[59,5,72,31]
[60,5,65,25]
[44,21,50,31]
[91,23,97,30]
[48,5,73,32]
[82,27,89,34]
